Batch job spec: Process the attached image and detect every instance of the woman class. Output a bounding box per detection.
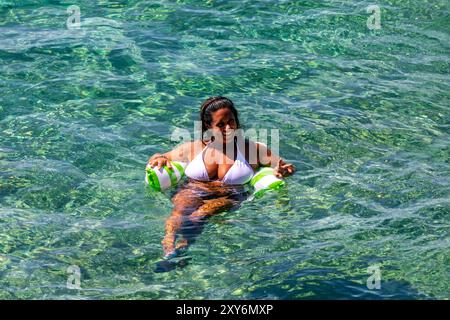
[147,97,295,259]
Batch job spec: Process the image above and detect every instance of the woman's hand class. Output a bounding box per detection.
[273,159,295,178]
[147,154,172,170]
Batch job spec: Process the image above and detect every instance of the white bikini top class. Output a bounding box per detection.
[185,141,254,185]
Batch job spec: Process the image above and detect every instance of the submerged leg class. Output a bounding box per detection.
[178,196,240,248]
[189,196,237,224]
[162,188,203,257]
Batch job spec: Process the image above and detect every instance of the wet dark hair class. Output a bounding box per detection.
[200,96,240,144]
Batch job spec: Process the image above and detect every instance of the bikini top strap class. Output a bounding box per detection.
[197,140,212,161]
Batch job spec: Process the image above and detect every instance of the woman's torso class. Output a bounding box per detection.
[184,139,258,185]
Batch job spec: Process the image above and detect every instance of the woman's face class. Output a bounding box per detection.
[210,108,237,144]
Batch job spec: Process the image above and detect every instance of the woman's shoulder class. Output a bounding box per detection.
[176,140,203,150]
[191,139,206,149]
[244,139,267,149]
[184,140,206,161]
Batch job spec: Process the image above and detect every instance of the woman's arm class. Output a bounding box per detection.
[256,142,295,178]
[147,142,193,170]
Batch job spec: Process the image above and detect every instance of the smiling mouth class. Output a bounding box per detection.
[223,130,234,138]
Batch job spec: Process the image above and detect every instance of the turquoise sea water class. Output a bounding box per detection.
[0,0,449,299]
